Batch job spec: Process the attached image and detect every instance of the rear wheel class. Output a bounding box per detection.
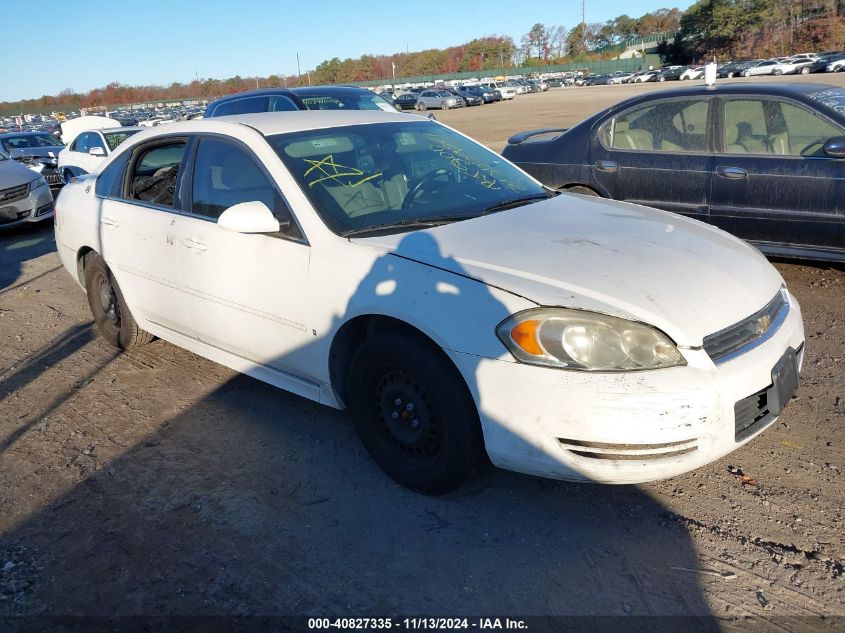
[727,72,735,78]
[347,333,484,495]
[84,253,153,350]
[800,66,810,74]
[773,69,783,76]
[417,101,427,111]
[743,70,751,77]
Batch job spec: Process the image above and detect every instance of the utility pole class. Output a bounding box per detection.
[296,52,302,82]
[582,0,587,50]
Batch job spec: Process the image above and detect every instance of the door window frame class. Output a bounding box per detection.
[596,95,717,155]
[118,135,190,213]
[179,132,308,245]
[715,94,845,158]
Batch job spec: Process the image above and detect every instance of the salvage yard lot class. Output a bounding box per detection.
[0,75,843,623]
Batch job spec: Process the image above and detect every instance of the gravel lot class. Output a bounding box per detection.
[0,75,843,626]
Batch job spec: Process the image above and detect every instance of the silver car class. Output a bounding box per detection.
[415,90,462,111]
[0,150,54,228]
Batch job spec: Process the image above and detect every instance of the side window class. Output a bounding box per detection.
[94,151,130,198]
[89,134,106,151]
[129,142,186,208]
[723,99,771,154]
[779,101,843,156]
[269,95,299,112]
[233,96,269,114]
[211,101,235,117]
[603,99,710,152]
[73,133,91,153]
[190,137,300,238]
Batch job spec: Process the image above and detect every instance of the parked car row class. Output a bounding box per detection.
[380,78,551,111]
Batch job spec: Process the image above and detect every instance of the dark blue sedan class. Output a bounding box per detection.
[502,83,845,262]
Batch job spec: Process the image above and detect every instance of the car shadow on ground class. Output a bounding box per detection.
[0,221,58,293]
[0,232,717,628]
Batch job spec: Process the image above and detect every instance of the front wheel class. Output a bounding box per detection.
[800,66,810,74]
[773,69,783,76]
[727,72,735,78]
[417,101,427,111]
[347,333,484,495]
[743,71,751,77]
[84,253,153,350]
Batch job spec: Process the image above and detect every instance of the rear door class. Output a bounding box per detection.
[99,137,192,334]
[590,96,715,223]
[710,95,845,254]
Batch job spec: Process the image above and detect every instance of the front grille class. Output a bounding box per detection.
[0,182,29,204]
[704,289,788,363]
[558,437,698,461]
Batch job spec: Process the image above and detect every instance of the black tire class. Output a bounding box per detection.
[800,66,810,74]
[347,333,484,494]
[727,72,735,78]
[743,71,751,77]
[565,185,600,196]
[417,101,427,111]
[84,253,153,350]
[773,69,783,76]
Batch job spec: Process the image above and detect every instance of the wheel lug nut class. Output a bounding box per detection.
[410,419,420,429]
[406,403,415,412]
[394,398,402,406]
[391,411,399,420]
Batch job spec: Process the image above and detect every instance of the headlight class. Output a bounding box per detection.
[496,308,686,371]
[32,175,48,189]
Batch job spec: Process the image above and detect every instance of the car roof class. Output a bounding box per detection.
[184,110,429,136]
[0,131,59,138]
[623,82,839,99]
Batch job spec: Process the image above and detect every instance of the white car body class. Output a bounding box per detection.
[481,83,517,99]
[774,58,814,74]
[680,67,704,80]
[59,115,121,146]
[57,127,142,180]
[743,60,780,76]
[827,59,845,72]
[53,111,804,487]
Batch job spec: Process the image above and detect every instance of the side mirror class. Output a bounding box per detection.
[217,200,281,234]
[89,146,106,157]
[822,136,845,159]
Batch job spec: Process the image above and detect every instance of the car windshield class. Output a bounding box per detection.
[269,121,548,237]
[2,133,63,149]
[804,88,845,117]
[298,92,397,112]
[103,130,140,151]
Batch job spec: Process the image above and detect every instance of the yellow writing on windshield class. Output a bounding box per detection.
[304,154,383,188]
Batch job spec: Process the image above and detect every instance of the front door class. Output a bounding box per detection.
[590,96,715,223]
[711,96,845,253]
[176,136,314,380]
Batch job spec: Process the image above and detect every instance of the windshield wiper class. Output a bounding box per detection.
[480,192,554,214]
[341,216,469,238]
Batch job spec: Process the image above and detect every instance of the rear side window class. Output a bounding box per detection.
[94,151,130,198]
[233,96,269,114]
[269,96,299,111]
[210,101,235,117]
[601,99,710,153]
[129,142,186,208]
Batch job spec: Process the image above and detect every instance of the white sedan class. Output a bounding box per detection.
[57,126,141,182]
[54,111,804,493]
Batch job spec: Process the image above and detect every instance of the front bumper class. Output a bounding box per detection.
[450,291,805,484]
[0,182,54,228]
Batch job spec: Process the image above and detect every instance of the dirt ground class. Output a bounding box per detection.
[1,75,844,628]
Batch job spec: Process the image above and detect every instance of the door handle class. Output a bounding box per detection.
[716,166,748,180]
[181,237,207,252]
[101,216,119,228]
[595,160,619,173]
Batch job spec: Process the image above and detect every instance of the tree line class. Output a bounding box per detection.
[661,0,845,63]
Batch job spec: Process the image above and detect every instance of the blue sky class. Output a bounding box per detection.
[0,0,691,102]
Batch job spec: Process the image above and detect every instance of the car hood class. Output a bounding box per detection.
[0,159,38,189]
[351,195,784,347]
[10,147,63,160]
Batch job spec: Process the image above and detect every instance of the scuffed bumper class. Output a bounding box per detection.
[449,292,805,484]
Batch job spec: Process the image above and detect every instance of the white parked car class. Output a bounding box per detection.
[57,127,142,182]
[743,60,781,76]
[680,66,704,80]
[54,111,805,493]
[481,82,517,99]
[415,90,462,111]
